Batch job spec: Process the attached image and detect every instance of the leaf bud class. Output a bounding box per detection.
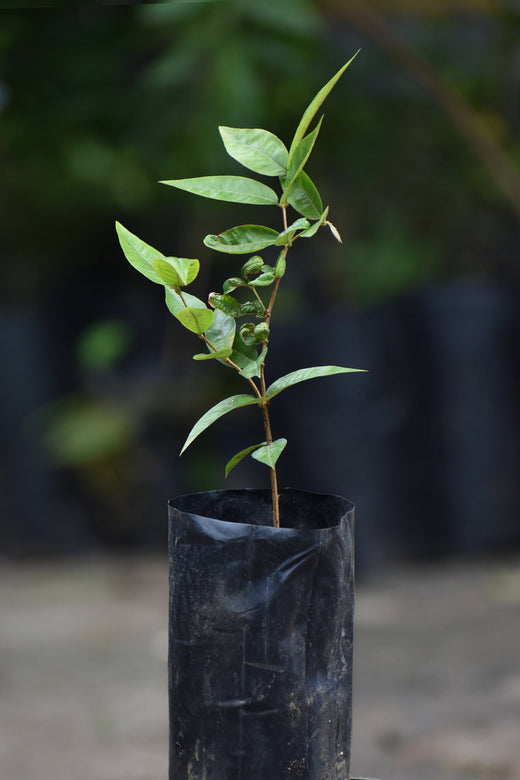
[253,323,269,343]
[239,323,257,346]
[208,293,241,317]
[239,300,266,317]
[241,255,264,280]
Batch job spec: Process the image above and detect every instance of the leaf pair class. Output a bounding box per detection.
[154,256,199,289]
[162,126,289,208]
[116,222,214,336]
[225,438,287,477]
[160,123,291,208]
[160,53,358,219]
[180,365,366,457]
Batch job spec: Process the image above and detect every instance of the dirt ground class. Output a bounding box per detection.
[1,553,519,780]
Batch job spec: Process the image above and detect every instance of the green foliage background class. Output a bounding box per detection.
[1,1,519,546]
[2,1,519,308]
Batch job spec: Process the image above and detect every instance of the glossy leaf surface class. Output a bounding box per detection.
[219,126,288,177]
[285,171,323,219]
[204,309,236,352]
[116,221,164,284]
[251,438,287,468]
[204,225,278,254]
[283,117,323,201]
[161,175,278,206]
[209,293,242,317]
[265,365,366,400]
[180,394,259,454]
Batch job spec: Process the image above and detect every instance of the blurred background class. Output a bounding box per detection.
[1,0,519,568]
[1,3,520,779]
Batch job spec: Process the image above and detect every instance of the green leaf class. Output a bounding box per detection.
[251,438,287,469]
[241,255,264,280]
[239,322,256,347]
[115,221,164,284]
[161,175,278,206]
[300,206,329,238]
[154,258,181,288]
[253,323,269,342]
[180,394,259,454]
[275,217,311,246]
[265,365,366,400]
[274,250,286,278]
[193,348,232,361]
[248,270,276,287]
[285,171,323,219]
[239,346,268,379]
[154,256,199,288]
[164,288,214,334]
[178,257,200,285]
[219,126,288,177]
[204,225,278,254]
[299,221,320,239]
[204,309,236,352]
[229,330,258,373]
[176,307,214,335]
[283,116,323,202]
[165,288,205,315]
[225,442,264,477]
[288,54,358,158]
[223,277,244,294]
[208,293,242,317]
[239,300,265,317]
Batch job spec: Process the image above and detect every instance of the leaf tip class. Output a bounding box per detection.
[327,221,342,243]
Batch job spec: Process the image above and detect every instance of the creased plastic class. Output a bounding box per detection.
[168,487,355,780]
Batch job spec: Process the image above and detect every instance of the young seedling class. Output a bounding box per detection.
[116,55,364,528]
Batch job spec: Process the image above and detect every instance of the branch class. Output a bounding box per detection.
[322,1,520,219]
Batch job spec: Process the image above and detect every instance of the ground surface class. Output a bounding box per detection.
[0,554,519,780]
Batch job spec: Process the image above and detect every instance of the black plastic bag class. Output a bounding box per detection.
[168,488,355,780]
